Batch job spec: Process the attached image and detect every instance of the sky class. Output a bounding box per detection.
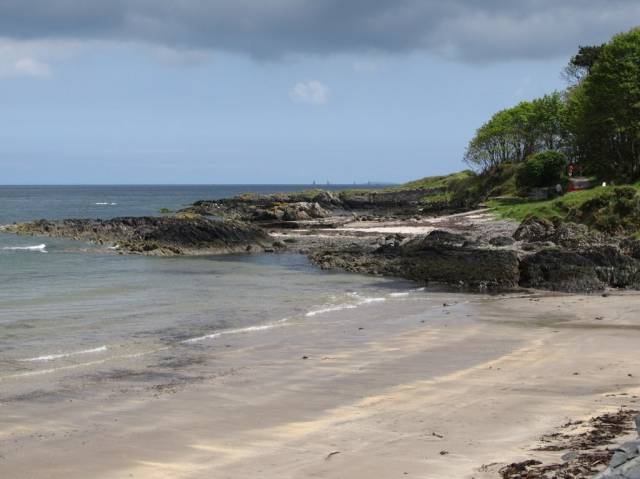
[0,1,638,185]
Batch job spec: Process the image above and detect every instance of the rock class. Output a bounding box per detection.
[5,216,270,256]
[489,235,516,247]
[582,246,640,289]
[520,246,640,292]
[513,216,605,249]
[597,414,640,478]
[310,240,520,289]
[398,246,520,288]
[514,216,556,243]
[402,230,468,250]
[520,249,598,292]
[554,221,606,249]
[621,238,640,260]
[597,441,640,478]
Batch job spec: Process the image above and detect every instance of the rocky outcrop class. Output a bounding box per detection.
[182,187,459,225]
[5,216,271,255]
[520,249,608,292]
[310,229,520,289]
[621,238,640,260]
[489,235,516,247]
[511,216,640,292]
[514,216,606,249]
[186,190,342,218]
[309,217,640,292]
[597,416,640,479]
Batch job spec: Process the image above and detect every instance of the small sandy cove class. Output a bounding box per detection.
[2,290,639,478]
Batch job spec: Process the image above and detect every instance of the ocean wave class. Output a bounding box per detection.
[3,346,170,381]
[2,244,47,252]
[305,295,387,318]
[19,345,108,362]
[182,320,288,344]
[360,297,386,304]
[95,202,117,205]
[305,304,359,317]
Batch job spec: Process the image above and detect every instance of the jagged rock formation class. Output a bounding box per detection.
[310,230,520,289]
[4,216,271,256]
[182,187,459,225]
[309,217,640,292]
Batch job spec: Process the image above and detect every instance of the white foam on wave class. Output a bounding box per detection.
[305,296,387,318]
[361,297,386,304]
[389,292,410,297]
[305,304,359,317]
[20,345,108,362]
[182,320,289,344]
[95,202,117,205]
[2,244,47,252]
[2,346,170,381]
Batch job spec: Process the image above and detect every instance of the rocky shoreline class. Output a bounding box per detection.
[5,189,640,293]
[1,216,271,256]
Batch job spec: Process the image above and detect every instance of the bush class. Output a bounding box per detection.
[516,151,567,191]
[567,186,640,234]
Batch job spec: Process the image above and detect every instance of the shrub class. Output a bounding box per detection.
[516,151,567,191]
[567,186,640,234]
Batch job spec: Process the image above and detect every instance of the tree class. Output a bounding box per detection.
[567,28,640,181]
[464,92,567,172]
[563,44,605,84]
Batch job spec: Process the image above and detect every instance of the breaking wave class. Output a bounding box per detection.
[2,244,47,252]
[19,346,108,362]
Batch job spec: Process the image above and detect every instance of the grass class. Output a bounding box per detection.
[388,170,475,192]
[488,182,640,223]
[419,191,452,204]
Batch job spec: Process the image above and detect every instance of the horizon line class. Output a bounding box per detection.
[0,182,396,187]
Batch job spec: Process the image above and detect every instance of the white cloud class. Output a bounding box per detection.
[289,80,329,105]
[11,57,51,77]
[0,38,85,78]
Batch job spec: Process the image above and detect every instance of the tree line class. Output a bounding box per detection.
[464,27,640,185]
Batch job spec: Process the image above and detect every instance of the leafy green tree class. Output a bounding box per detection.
[563,44,605,84]
[464,92,566,172]
[567,28,640,181]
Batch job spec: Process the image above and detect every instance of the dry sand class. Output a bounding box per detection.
[2,290,640,478]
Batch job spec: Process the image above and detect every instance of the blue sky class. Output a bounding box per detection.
[0,1,638,184]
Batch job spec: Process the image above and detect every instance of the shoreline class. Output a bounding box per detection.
[2,289,639,478]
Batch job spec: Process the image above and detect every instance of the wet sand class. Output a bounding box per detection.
[2,290,640,478]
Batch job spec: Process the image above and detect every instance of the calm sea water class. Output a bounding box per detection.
[0,185,412,386]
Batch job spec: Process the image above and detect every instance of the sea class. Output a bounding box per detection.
[0,185,417,389]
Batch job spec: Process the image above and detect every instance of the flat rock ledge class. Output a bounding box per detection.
[309,219,640,292]
[3,216,271,256]
[310,235,521,290]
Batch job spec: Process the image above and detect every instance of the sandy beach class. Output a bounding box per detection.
[2,289,639,478]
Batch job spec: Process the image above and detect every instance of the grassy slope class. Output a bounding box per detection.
[488,182,640,223]
[388,170,475,191]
